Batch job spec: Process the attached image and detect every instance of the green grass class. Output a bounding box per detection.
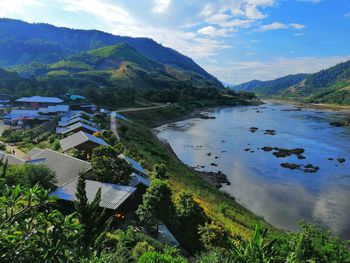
[119,99,283,241]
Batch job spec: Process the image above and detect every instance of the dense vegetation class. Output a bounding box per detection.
[233,60,350,105]
[0,145,350,263]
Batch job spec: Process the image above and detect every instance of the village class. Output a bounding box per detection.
[0,94,179,246]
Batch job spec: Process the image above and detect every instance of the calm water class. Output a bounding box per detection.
[155,101,350,239]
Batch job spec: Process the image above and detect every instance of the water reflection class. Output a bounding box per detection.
[155,102,350,239]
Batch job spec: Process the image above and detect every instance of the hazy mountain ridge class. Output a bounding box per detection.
[0,18,222,87]
[233,60,350,105]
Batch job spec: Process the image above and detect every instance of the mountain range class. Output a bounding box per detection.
[0,18,222,88]
[233,60,350,105]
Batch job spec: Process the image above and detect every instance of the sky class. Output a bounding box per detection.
[0,0,349,84]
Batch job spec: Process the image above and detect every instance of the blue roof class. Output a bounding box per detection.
[70,95,86,100]
[130,173,150,187]
[120,154,148,176]
[16,96,63,103]
[84,132,108,146]
[4,110,39,119]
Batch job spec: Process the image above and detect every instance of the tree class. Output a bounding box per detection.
[74,175,107,253]
[174,191,207,252]
[151,164,168,180]
[175,191,206,225]
[198,222,230,250]
[136,179,175,230]
[91,146,132,184]
[1,164,57,191]
[0,184,82,262]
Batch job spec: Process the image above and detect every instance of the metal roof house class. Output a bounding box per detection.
[61,122,99,136]
[60,131,108,152]
[16,96,64,108]
[119,154,148,177]
[0,151,26,165]
[38,105,70,114]
[51,178,137,210]
[23,148,92,187]
[130,172,151,188]
[58,117,96,128]
[3,110,40,121]
[60,111,93,123]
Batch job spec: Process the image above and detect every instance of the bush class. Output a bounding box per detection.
[138,251,187,263]
[131,241,155,261]
[2,164,57,190]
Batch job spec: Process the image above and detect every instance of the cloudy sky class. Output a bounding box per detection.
[0,0,349,84]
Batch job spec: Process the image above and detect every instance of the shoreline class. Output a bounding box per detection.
[265,98,350,113]
[150,99,263,129]
[158,133,231,189]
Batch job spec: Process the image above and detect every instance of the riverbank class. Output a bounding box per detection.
[120,98,283,242]
[265,98,350,112]
[123,98,262,128]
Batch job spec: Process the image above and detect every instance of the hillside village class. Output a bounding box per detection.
[0,95,180,246]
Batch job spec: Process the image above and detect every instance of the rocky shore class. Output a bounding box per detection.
[190,167,230,188]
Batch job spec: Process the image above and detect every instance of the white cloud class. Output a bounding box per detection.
[55,0,232,59]
[58,0,133,24]
[258,21,306,31]
[0,0,44,17]
[197,26,229,37]
[258,22,288,31]
[290,23,305,30]
[205,56,350,84]
[201,0,276,29]
[345,12,350,18]
[152,0,171,13]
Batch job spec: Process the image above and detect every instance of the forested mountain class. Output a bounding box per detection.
[233,74,308,95]
[0,43,223,107]
[233,60,350,105]
[0,18,222,87]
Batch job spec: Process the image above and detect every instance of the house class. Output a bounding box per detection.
[60,131,108,152]
[50,178,137,211]
[38,105,70,115]
[60,111,93,123]
[58,117,96,128]
[23,148,92,187]
[15,96,63,108]
[0,151,26,165]
[119,154,148,177]
[70,95,86,101]
[78,104,97,112]
[3,109,51,126]
[1,148,149,213]
[60,122,99,136]
[4,109,40,121]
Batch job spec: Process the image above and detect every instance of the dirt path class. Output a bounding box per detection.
[110,111,120,141]
[0,121,25,157]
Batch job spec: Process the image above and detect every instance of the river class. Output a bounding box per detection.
[155,101,350,239]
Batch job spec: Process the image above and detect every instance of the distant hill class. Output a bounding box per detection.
[0,18,222,87]
[233,74,308,95]
[11,43,218,91]
[233,60,350,105]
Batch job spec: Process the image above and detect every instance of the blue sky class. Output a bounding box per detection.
[0,0,349,84]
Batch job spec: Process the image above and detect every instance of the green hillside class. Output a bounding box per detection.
[0,18,223,87]
[234,60,350,105]
[12,43,218,91]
